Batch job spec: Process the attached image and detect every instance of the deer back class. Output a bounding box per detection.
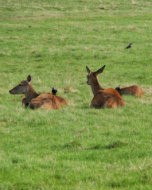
[115,85,144,97]
[91,88,125,108]
[29,93,67,110]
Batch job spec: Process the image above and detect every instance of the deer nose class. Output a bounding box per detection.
[9,89,13,94]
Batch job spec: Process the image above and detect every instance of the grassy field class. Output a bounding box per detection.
[0,0,152,189]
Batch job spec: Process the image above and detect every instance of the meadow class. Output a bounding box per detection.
[0,0,152,189]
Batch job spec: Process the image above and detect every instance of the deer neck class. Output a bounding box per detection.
[25,85,39,102]
[91,79,103,95]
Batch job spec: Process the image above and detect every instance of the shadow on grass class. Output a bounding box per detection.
[86,141,128,151]
[63,140,82,150]
[58,140,128,151]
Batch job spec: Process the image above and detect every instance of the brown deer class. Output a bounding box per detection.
[9,75,39,108]
[9,75,67,110]
[86,65,125,108]
[115,85,144,97]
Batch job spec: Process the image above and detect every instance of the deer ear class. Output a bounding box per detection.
[86,66,91,74]
[95,65,106,75]
[27,75,31,82]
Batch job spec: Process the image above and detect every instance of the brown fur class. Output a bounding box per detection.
[115,85,144,97]
[29,93,67,110]
[22,97,30,108]
[86,65,125,108]
[9,75,67,110]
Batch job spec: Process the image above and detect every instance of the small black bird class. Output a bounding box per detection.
[115,86,122,95]
[125,43,133,49]
[52,87,57,95]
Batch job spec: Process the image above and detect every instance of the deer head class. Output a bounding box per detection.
[9,75,32,95]
[86,65,106,95]
[86,65,105,85]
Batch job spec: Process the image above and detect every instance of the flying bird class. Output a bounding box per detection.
[125,43,133,49]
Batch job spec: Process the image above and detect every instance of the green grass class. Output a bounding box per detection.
[0,0,152,189]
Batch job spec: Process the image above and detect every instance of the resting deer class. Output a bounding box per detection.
[9,75,67,110]
[115,85,144,97]
[86,65,125,108]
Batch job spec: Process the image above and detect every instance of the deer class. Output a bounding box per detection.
[115,85,144,97]
[9,75,67,110]
[86,65,125,108]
